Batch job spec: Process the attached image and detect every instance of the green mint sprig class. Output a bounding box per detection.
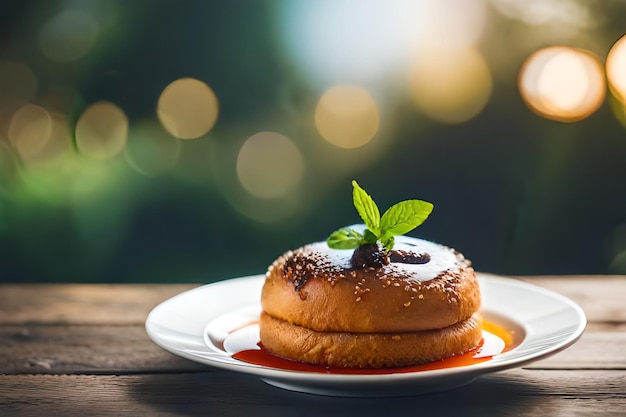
[327,180,434,252]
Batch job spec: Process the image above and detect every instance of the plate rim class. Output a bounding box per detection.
[146,273,587,383]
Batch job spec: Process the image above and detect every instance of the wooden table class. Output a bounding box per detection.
[1,275,625,416]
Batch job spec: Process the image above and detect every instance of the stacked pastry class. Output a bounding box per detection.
[260,234,482,368]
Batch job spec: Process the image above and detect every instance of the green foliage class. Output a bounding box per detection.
[327,180,433,252]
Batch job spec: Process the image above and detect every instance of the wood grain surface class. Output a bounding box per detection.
[1,275,625,416]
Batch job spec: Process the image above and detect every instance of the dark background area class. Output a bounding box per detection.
[2,0,626,283]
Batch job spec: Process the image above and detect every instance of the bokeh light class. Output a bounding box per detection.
[20,112,73,167]
[236,131,304,199]
[124,121,182,177]
[157,77,219,139]
[0,62,38,112]
[518,46,605,122]
[278,0,487,87]
[8,104,53,160]
[606,34,626,103]
[38,10,99,62]
[409,48,492,124]
[75,101,128,160]
[314,85,380,148]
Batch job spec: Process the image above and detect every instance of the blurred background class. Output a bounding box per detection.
[2,0,626,283]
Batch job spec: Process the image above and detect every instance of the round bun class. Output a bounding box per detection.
[259,230,482,368]
[260,312,482,368]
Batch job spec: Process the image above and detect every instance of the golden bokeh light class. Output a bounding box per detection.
[314,85,380,149]
[606,34,626,103]
[519,46,605,122]
[409,48,492,124]
[75,101,128,160]
[236,131,304,199]
[157,77,219,139]
[19,112,73,167]
[0,62,38,111]
[8,104,53,160]
[38,10,99,62]
[124,121,182,177]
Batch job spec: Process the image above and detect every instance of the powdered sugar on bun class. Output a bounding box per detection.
[309,234,467,283]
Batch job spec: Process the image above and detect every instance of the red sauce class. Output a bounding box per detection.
[232,320,513,375]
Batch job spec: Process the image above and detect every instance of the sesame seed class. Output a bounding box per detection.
[403,301,411,307]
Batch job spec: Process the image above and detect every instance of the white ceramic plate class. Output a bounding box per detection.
[146,273,586,397]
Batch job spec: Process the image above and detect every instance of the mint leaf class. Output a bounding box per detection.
[380,235,395,252]
[380,200,434,236]
[352,180,380,235]
[363,228,378,245]
[327,227,364,249]
[327,180,434,254]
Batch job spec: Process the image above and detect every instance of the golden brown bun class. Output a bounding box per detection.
[261,239,480,333]
[259,233,482,368]
[260,312,483,368]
